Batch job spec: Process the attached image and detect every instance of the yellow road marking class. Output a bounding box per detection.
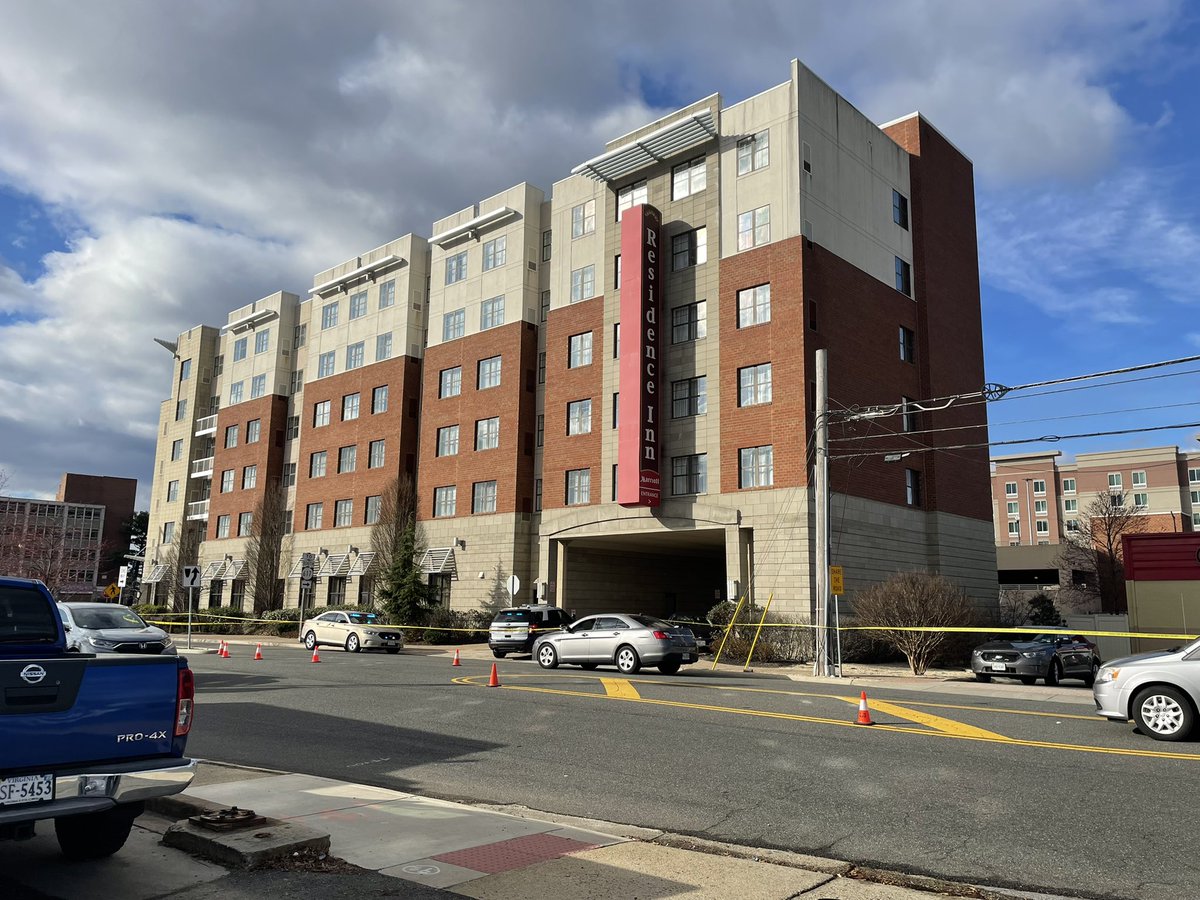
[451,674,1200,762]
[895,699,1098,722]
[843,697,1008,740]
[601,678,642,700]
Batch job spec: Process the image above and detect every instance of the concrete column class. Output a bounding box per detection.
[724,524,748,602]
[554,539,568,608]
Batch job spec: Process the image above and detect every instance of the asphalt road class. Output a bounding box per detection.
[185,646,1200,899]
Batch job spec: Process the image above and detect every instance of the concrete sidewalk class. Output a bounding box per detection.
[157,760,1053,899]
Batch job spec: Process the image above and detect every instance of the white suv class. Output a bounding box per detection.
[1094,637,1200,741]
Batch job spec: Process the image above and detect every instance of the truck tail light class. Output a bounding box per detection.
[175,667,195,736]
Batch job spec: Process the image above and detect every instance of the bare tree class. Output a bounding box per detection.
[1056,492,1147,614]
[244,482,291,615]
[851,572,978,675]
[161,521,202,612]
[997,590,1033,626]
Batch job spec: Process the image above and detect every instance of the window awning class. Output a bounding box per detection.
[201,560,227,583]
[420,548,458,579]
[287,558,306,578]
[223,558,246,581]
[349,551,376,577]
[571,108,717,182]
[142,564,169,584]
[429,207,519,247]
[319,553,349,577]
[310,254,405,297]
[221,308,277,336]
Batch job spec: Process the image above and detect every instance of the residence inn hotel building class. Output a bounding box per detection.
[143,59,996,620]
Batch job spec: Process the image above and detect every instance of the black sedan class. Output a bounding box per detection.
[971,631,1100,686]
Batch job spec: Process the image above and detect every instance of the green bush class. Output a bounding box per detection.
[421,608,487,644]
[705,601,811,664]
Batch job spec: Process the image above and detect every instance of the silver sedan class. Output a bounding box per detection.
[532,613,699,675]
[1094,636,1200,741]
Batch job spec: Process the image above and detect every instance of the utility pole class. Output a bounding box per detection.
[813,349,831,676]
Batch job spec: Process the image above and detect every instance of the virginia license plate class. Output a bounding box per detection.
[990,663,1007,672]
[0,774,53,806]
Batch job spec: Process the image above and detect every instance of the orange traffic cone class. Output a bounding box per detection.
[218,641,228,658]
[487,663,501,687]
[254,643,263,661]
[311,645,321,663]
[855,691,874,726]
[224,641,232,658]
[452,649,461,667]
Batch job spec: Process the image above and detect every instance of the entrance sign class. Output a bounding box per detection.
[617,203,663,507]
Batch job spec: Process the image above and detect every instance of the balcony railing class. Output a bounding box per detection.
[190,457,214,478]
[186,499,209,520]
[195,415,218,436]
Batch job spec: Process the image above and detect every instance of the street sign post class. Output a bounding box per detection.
[298,553,314,630]
[829,566,845,677]
[829,566,844,596]
[181,566,200,650]
[118,565,128,588]
[507,574,521,601]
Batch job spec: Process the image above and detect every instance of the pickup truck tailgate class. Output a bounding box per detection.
[1,655,184,771]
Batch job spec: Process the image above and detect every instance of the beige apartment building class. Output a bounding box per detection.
[144,59,997,621]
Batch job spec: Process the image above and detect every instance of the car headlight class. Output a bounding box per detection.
[162,634,174,646]
[364,630,379,636]
[90,638,117,649]
[1022,650,1052,658]
[971,649,982,656]
[1095,667,1119,685]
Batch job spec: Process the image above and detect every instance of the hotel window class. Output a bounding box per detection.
[443,308,465,341]
[372,385,388,414]
[739,446,774,488]
[480,295,504,330]
[1133,492,1148,508]
[289,369,303,394]
[737,205,770,250]
[893,190,909,230]
[536,414,544,447]
[376,332,392,361]
[293,325,306,349]
[313,400,331,427]
[1108,473,1123,490]
[671,156,706,200]
[906,469,923,507]
[571,199,595,238]
[365,495,381,525]
[1064,499,1078,513]
[617,181,647,220]
[233,337,248,361]
[570,265,595,302]
[368,439,385,469]
[899,326,915,363]
[439,366,462,398]
[433,486,457,518]
[1008,520,1020,537]
[330,499,351,528]
[321,301,338,329]
[1006,501,1019,517]
[611,464,619,501]
[613,323,620,357]
[1194,512,1200,527]
[179,358,192,381]
[345,341,365,370]
[1062,478,1076,493]
[306,503,323,530]
[736,129,769,175]
[472,480,497,514]
[1035,499,1047,515]
[242,465,257,490]
[1192,490,1200,505]
[310,451,327,478]
[672,227,707,271]
[283,462,296,487]
[216,515,230,539]
[895,258,912,296]
[445,250,468,285]
[542,229,552,261]
[478,355,501,389]
[175,398,188,421]
[1066,519,1081,532]
[738,363,772,407]
[612,393,619,428]
[225,424,238,449]
[535,479,543,512]
[672,376,707,418]
[567,399,592,435]
[540,290,550,322]
[171,439,183,461]
[246,419,261,443]
[1132,470,1147,487]
[672,454,707,496]
[238,512,253,537]
[482,236,506,271]
[338,445,356,474]
[250,374,266,399]
[475,417,500,450]
[254,329,270,354]
[614,254,621,289]
[167,480,179,502]
[221,469,234,493]
[348,291,367,320]
[213,353,225,377]
[343,393,360,421]
[568,332,593,368]
[379,279,395,309]
[1036,520,1049,535]
[1005,481,1017,497]
[737,284,770,327]
[437,425,459,457]
[538,351,546,384]
[672,301,707,343]
[566,468,591,505]
[317,351,335,378]
[1033,480,1046,495]
[229,381,244,405]
[1190,468,1200,484]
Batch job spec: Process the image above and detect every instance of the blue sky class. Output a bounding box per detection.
[1,1,1199,507]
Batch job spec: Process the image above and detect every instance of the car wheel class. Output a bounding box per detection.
[1083,660,1100,688]
[536,643,558,669]
[1019,676,1037,685]
[658,661,681,675]
[346,633,361,653]
[55,803,142,859]
[304,631,317,651]
[1133,686,1195,742]
[974,673,991,683]
[386,647,400,655]
[580,663,598,670]
[1045,660,1061,686]
[492,650,507,659]
[616,645,641,675]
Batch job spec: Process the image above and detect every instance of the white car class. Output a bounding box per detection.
[300,610,403,654]
[1094,636,1200,741]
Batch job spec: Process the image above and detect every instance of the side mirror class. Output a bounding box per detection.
[63,624,72,632]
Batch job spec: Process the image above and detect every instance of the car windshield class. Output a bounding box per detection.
[346,612,379,625]
[70,607,148,630]
[493,610,532,624]
[629,615,673,630]
[1031,633,1068,644]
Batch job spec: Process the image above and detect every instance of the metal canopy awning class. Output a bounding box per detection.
[318,553,349,577]
[201,560,227,584]
[420,548,458,579]
[571,109,717,182]
[429,206,519,247]
[142,564,169,584]
[310,254,405,297]
[349,551,376,577]
[223,558,246,581]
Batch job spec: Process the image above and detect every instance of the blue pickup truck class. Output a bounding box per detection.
[0,576,197,858]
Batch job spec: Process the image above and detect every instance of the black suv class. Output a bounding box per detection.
[488,605,573,658]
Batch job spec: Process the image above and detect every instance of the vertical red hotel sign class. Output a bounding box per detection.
[617,204,662,507]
